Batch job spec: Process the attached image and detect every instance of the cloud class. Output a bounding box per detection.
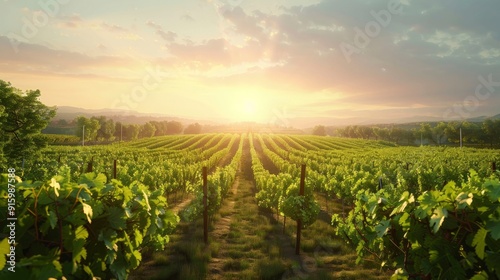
[101,22,129,33]
[0,35,138,79]
[146,21,177,42]
[57,14,84,29]
[181,14,195,22]
[160,0,498,121]
[2,0,499,123]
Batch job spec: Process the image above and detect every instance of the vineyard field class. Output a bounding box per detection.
[1,133,500,279]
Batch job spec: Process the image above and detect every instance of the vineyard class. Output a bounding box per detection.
[1,133,500,279]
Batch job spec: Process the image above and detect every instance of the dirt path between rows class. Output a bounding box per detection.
[206,136,307,279]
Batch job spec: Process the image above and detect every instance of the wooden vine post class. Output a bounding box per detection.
[296,164,306,255]
[493,161,497,172]
[86,157,93,173]
[113,159,117,179]
[203,166,208,245]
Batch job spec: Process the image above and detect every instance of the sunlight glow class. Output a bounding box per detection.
[230,94,270,123]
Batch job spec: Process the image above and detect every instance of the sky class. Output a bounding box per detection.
[1,0,499,128]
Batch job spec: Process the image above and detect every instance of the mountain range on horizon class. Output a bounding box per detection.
[52,106,500,129]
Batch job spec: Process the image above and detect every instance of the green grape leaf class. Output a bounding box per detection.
[484,180,500,202]
[79,173,107,189]
[122,186,134,206]
[398,212,410,228]
[429,249,440,264]
[472,228,488,260]
[91,200,105,218]
[430,207,448,233]
[74,184,92,202]
[83,265,94,277]
[99,228,118,252]
[108,207,126,230]
[72,239,87,263]
[75,225,89,240]
[37,260,63,279]
[375,220,391,238]
[142,189,151,212]
[37,190,54,205]
[81,201,93,224]
[485,220,500,241]
[390,192,414,216]
[455,192,473,209]
[416,191,440,219]
[134,229,143,247]
[485,252,500,279]
[47,210,58,229]
[470,271,489,280]
[49,178,61,197]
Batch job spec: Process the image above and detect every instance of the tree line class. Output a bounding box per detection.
[313,120,500,146]
[74,116,203,142]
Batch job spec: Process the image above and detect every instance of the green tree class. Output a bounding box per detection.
[140,122,156,138]
[75,116,100,143]
[461,121,482,144]
[57,119,69,126]
[444,122,460,144]
[372,127,381,140]
[166,121,183,134]
[432,122,448,145]
[312,125,327,136]
[482,119,500,146]
[337,127,348,138]
[0,80,56,168]
[419,123,433,145]
[184,123,202,134]
[124,124,140,140]
[92,116,115,141]
[360,126,374,139]
[378,127,390,141]
[114,122,123,141]
[389,127,405,144]
[151,121,168,136]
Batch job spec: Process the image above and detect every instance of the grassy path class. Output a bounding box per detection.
[132,137,391,279]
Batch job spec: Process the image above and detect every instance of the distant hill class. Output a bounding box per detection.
[303,113,500,134]
[52,106,211,125]
[45,106,305,134]
[47,106,499,135]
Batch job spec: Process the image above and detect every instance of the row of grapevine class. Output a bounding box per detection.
[260,134,500,278]
[183,134,244,220]
[0,169,179,279]
[1,133,245,279]
[250,134,320,228]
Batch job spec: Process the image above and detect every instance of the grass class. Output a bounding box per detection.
[257,259,288,280]
[131,155,391,280]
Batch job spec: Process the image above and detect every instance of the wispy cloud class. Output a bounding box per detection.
[1,0,499,125]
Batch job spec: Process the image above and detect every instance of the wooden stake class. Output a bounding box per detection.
[86,159,93,173]
[296,164,306,255]
[203,167,208,245]
[113,159,117,179]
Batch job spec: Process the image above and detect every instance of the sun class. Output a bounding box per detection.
[232,97,266,122]
[243,100,257,116]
